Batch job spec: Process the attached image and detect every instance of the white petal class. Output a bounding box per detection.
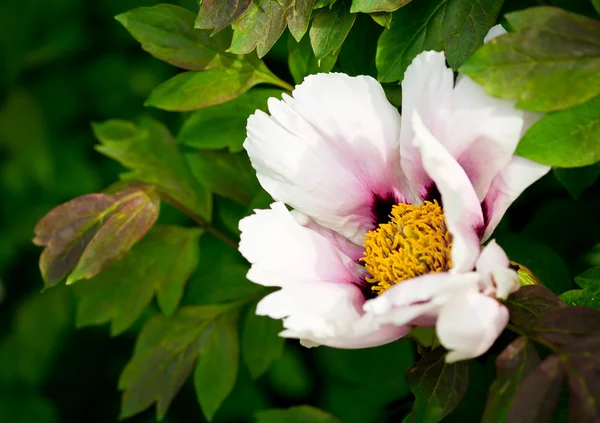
[400,51,454,197]
[476,239,509,281]
[411,111,484,272]
[482,157,551,240]
[476,240,519,298]
[244,73,411,245]
[437,290,509,362]
[484,24,507,43]
[289,323,410,349]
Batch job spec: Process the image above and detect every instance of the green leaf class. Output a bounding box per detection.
[594,0,600,15]
[195,0,253,33]
[33,185,160,287]
[145,60,289,111]
[505,285,567,333]
[177,88,282,152]
[119,304,240,420]
[115,4,233,70]
[255,406,341,423]
[351,0,411,13]
[288,33,337,84]
[241,304,285,379]
[339,14,382,77]
[406,348,469,423]
[370,12,392,28]
[185,149,261,206]
[376,0,502,82]
[309,0,356,60]
[496,234,572,295]
[507,355,565,423]
[93,118,212,221]
[516,95,600,168]
[229,0,315,58]
[482,337,541,423]
[554,163,600,199]
[559,267,600,309]
[194,310,239,421]
[460,7,600,112]
[74,225,202,336]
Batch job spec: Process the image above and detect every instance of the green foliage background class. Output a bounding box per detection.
[1,0,600,422]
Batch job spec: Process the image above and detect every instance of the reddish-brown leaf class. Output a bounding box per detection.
[533,307,600,349]
[505,285,566,333]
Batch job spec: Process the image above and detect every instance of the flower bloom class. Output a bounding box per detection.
[238,29,550,362]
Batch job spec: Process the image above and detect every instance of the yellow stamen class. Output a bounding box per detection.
[362,200,452,295]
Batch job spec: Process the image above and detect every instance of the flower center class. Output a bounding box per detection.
[362,200,452,295]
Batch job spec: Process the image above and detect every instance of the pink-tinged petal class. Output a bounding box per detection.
[476,240,519,298]
[244,73,411,245]
[289,323,410,349]
[437,290,509,363]
[411,111,484,272]
[239,202,360,287]
[400,51,454,197]
[484,24,506,43]
[482,157,551,241]
[291,210,364,262]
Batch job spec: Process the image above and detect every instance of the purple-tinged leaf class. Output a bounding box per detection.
[507,355,565,423]
[505,285,566,333]
[33,186,160,288]
[406,348,469,423]
[533,307,600,349]
[482,337,541,423]
[566,355,600,422]
[195,0,253,33]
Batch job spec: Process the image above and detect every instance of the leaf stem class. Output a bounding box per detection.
[205,226,238,249]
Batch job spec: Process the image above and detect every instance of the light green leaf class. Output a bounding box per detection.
[185,149,261,206]
[559,266,600,309]
[177,88,282,152]
[74,225,202,336]
[553,163,600,199]
[310,0,356,60]
[93,118,212,221]
[242,303,285,379]
[376,0,502,82]
[119,304,240,420]
[195,310,239,421]
[33,186,160,287]
[288,33,338,84]
[516,95,600,168]
[145,60,290,111]
[351,0,412,13]
[255,406,341,423]
[370,12,392,28]
[594,0,600,15]
[460,7,600,112]
[195,0,253,33]
[115,4,233,70]
[229,0,315,58]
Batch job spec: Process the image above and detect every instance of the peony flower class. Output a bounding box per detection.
[238,28,550,362]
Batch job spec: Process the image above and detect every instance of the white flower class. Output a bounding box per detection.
[238,27,550,362]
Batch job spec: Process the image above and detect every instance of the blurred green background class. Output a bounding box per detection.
[1,0,600,422]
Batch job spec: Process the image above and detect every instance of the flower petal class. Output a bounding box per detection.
[411,111,484,272]
[482,157,551,240]
[244,73,410,245]
[437,290,509,362]
[289,323,410,349]
[400,51,454,197]
[476,240,519,299]
[484,24,506,43]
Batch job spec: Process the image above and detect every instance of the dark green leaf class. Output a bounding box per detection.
[93,118,212,221]
[505,285,566,333]
[350,0,412,13]
[554,163,600,199]
[115,4,233,70]
[516,95,600,168]
[119,304,239,420]
[0,396,58,423]
[594,0,600,15]
[339,14,382,77]
[255,405,341,423]
[482,337,541,423]
[376,0,503,82]
[74,225,202,336]
[194,310,239,421]
[288,33,337,84]
[185,149,261,206]
[576,267,600,289]
[177,88,282,152]
[33,186,160,287]
[497,234,572,294]
[241,304,285,379]
[145,60,289,111]
[309,0,356,60]
[406,348,469,423]
[229,0,315,58]
[507,355,565,423]
[196,0,253,33]
[460,7,600,112]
